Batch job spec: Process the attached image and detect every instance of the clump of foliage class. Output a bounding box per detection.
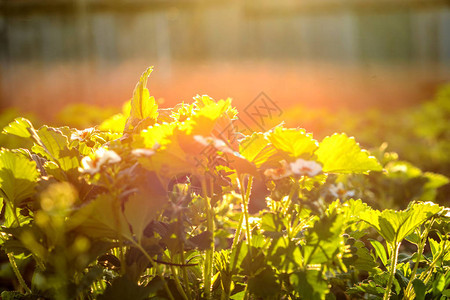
[0,67,449,300]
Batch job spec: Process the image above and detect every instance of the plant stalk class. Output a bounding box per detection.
[129,240,175,300]
[201,178,214,299]
[8,252,32,294]
[169,264,189,300]
[384,242,400,300]
[238,175,253,254]
[403,221,433,299]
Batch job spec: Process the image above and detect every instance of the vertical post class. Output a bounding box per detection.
[74,0,91,103]
[155,10,172,80]
[0,2,11,109]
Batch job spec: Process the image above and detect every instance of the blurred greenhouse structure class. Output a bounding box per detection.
[0,0,449,112]
[1,0,449,65]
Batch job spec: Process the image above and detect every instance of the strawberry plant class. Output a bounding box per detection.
[0,67,448,300]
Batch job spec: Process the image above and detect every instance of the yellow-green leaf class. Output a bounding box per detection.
[68,194,132,240]
[268,127,318,159]
[0,149,39,206]
[33,126,80,173]
[316,133,382,173]
[124,67,158,132]
[123,192,166,243]
[2,117,34,138]
[239,133,277,168]
[360,202,442,244]
[99,113,127,133]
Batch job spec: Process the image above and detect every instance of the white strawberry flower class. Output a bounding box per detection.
[71,127,95,141]
[264,159,321,180]
[79,148,121,175]
[131,148,156,157]
[329,182,355,199]
[289,159,322,177]
[193,135,233,154]
[264,160,293,180]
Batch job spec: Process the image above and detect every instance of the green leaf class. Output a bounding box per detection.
[123,191,166,243]
[348,279,385,297]
[290,270,329,300]
[230,291,245,300]
[348,240,379,272]
[68,194,132,240]
[432,273,447,294]
[33,126,80,173]
[0,149,39,206]
[412,278,426,300]
[124,67,158,133]
[239,133,277,168]
[386,161,423,178]
[98,113,127,133]
[247,268,281,298]
[369,239,388,266]
[421,172,449,201]
[428,237,439,260]
[2,117,34,138]
[342,199,370,221]
[268,127,318,158]
[97,276,152,300]
[187,231,213,251]
[267,237,302,272]
[3,200,32,228]
[0,291,25,300]
[316,133,382,173]
[303,212,345,264]
[261,212,284,234]
[360,202,442,244]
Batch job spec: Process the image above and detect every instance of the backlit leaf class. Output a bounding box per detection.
[247,268,281,298]
[2,117,33,138]
[290,270,329,300]
[412,278,426,300]
[0,149,39,206]
[98,276,153,300]
[124,189,167,243]
[33,126,80,173]
[99,113,127,133]
[239,133,277,168]
[68,194,132,240]
[268,127,318,159]
[360,202,442,244]
[369,239,388,266]
[351,240,379,272]
[124,67,158,133]
[316,133,382,173]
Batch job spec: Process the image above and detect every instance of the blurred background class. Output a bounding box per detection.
[1,0,450,112]
[0,0,449,180]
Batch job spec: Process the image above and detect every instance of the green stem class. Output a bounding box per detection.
[111,197,126,275]
[222,213,245,300]
[403,221,433,299]
[284,180,299,239]
[3,198,32,294]
[420,239,449,284]
[179,232,192,300]
[384,242,401,300]
[8,252,32,294]
[232,213,244,250]
[169,264,189,300]
[238,175,253,254]
[129,240,175,300]
[7,200,21,227]
[201,178,214,299]
[222,176,253,299]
